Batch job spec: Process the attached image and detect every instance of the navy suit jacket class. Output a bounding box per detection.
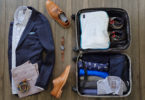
[8,7,55,89]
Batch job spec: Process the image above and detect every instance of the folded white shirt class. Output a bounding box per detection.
[97,76,127,95]
[80,11,110,49]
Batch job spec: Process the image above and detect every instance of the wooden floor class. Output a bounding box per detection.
[0,0,145,100]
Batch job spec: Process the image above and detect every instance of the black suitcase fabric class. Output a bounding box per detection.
[72,8,132,97]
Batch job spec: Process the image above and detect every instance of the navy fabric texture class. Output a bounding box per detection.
[109,54,130,90]
[8,7,55,89]
[78,60,109,72]
[81,53,109,64]
[80,89,97,95]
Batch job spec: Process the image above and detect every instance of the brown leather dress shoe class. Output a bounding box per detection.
[50,65,71,98]
[46,0,70,28]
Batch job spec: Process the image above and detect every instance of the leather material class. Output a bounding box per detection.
[46,0,70,28]
[51,65,71,98]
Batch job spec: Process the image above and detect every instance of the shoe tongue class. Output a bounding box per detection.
[59,13,68,23]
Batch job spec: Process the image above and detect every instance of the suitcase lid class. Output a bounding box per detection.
[73,8,131,53]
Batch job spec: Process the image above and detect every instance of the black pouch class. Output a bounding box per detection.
[72,8,132,97]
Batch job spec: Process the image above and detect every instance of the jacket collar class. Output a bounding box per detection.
[14,6,32,25]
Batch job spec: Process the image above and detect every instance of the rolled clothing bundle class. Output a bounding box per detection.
[79,80,98,89]
[81,53,109,64]
[79,69,109,78]
[78,60,109,72]
[80,89,97,95]
[80,76,104,81]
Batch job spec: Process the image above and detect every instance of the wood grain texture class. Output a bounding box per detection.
[0,0,5,99]
[0,0,144,100]
[139,0,145,100]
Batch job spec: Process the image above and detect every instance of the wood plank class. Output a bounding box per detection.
[23,0,39,9]
[138,0,145,100]
[62,0,72,99]
[121,0,141,100]
[88,0,104,8]
[0,0,5,99]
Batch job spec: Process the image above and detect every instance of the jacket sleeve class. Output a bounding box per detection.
[35,20,55,89]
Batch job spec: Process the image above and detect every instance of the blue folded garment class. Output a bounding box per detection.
[80,89,97,95]
[79,69,108,78]
[78,60,109,72]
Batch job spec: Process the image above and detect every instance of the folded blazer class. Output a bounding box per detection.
[8,7,55,89]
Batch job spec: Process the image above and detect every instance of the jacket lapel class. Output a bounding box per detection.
[16,20,34,49]
[16,7,37,50]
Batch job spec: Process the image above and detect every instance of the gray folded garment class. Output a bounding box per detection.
[79,80,97,89]
[11,61,44,98]
[80,89,97,95]
[80,76,104,81]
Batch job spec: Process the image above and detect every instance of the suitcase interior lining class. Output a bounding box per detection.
[77,53,131,96]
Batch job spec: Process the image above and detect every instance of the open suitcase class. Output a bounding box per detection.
[72,8,132,97]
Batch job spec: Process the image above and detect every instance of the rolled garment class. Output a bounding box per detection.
[79,69,108,78]
[78,60,109,72]
[81,53,109,64]
[80,76,104,81]
[79,81,97,89]
[80,89,97,95]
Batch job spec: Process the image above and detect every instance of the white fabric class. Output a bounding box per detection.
[80,11,110,49]
[97,76,127,95]
[11,6,32,94]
